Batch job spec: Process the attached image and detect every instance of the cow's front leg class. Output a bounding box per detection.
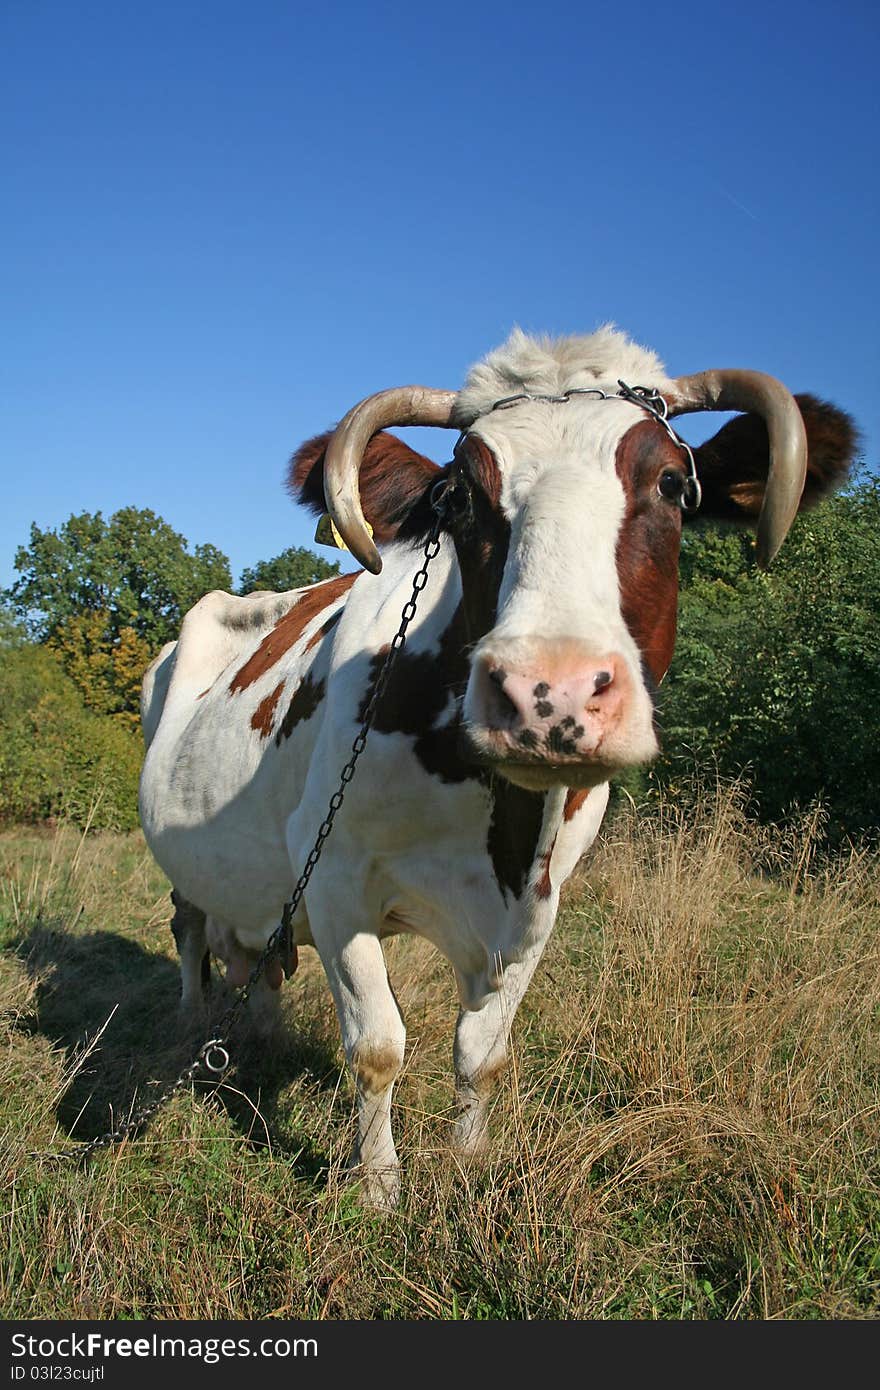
[452,947,545,1157]
[313,921,406,1210]
[454,784,610,1154]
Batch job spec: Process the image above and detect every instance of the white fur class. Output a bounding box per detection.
[453,324,673,425]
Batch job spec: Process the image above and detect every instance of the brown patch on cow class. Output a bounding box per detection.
[250,681,285,739]
[468,1054,509,1095]
[564,788,591,821]
[275,674,326,745]
[305,606,343,652]
[462,433,503,510]
[692,394,858,523]
[289,429,443,544]
[229,573,357,694]
[449,439,512,644]
[265,956,285,990]
[196,687,211,700]
[615,419,684,684]
[351,1041,403,1094]
[534,847,554,900]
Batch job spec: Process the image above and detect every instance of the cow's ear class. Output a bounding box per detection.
[288,430,443,544]
[690,394,859,524]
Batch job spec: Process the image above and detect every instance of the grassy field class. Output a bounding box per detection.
[1,786,878,1320]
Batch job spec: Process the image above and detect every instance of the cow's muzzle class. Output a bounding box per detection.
[464,639,658,789]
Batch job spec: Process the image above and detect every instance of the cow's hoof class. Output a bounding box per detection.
[361,1167,401,1212]
[453,1097,490,1159]
[345,1159,401,1212]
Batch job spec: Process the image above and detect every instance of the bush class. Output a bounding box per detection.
[0,645,142,830]
[654,478,880,840]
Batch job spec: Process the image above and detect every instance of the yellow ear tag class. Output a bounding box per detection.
[314,514,341,548]
[314,513,373,551]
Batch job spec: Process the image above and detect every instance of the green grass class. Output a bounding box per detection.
[1,786,878,1319]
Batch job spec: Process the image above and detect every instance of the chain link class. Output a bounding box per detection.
[35,508,447,1167]
[487,379,703,514]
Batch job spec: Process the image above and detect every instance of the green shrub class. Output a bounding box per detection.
[654,478,880,840]
[0,644,142,830]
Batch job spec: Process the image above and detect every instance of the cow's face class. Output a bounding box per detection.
[290,329,856,794]
[449,397,687,790]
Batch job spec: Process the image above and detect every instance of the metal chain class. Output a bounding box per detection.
[40,1047,225,1166]
[35,505,448,1166]
[488,379,702,514]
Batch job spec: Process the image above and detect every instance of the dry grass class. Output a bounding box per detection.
[1,784,878,1320]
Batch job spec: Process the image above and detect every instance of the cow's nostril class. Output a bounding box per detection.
[485,668,520,729]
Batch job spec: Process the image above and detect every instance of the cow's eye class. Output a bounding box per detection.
[657,469,684,501]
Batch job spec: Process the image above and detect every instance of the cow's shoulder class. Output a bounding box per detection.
[222,573,359,697]
[165,588,303,699]
[147,576,360,743]
[141,591,301,744]
[181,587,301,650]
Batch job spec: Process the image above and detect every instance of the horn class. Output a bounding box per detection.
[667,369,807,568]
[323,386,459,574]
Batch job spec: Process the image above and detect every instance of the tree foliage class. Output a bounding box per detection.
[3,508,341,739]
[47,610,153,733]
[0,597,26,650]
[655,477,880,839]
[238,545,340,594]
[5,507,232,649]
[4,507,232,724]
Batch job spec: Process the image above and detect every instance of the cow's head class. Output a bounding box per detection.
[291,328,856,791]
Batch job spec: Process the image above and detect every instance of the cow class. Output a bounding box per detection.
[139,325,856,1207]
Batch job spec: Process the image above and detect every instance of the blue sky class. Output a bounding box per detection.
[3,0,878,591]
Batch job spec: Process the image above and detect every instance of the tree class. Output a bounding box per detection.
[0,596,26,650]
[4,507,232,724]
[48,610,153,732]
[4,507,232,649]
[238,545,340,594]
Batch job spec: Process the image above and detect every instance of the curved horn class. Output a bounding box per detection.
[323,386,459,574]
[667,369,807,568]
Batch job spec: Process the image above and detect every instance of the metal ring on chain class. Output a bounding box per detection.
[201,1041,231,1074]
